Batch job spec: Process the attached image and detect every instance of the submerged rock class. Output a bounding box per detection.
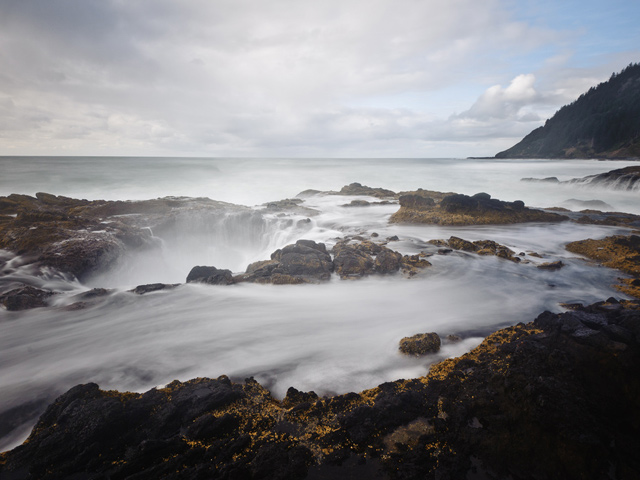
[429,236,521,262]
[130,283,181,295]
[3,300,639,479]
[0,285,55,311]
[536,260,565,271]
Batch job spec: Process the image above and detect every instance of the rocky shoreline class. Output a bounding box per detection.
[1,299,639,479]
[2,182,640,479]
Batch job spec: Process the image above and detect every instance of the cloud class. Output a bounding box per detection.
[0,0,637,157]
[457,74,539,121]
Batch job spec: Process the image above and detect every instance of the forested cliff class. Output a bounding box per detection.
[496,63,640,159]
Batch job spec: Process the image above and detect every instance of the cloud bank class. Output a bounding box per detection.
[0,0,637,157]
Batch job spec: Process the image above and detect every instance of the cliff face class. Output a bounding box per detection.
[496,63,640,159]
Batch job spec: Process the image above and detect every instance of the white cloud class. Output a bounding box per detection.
[0,0,637,157]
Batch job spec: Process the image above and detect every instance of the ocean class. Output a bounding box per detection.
[0,156,638,451]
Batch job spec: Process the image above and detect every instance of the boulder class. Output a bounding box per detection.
[238,240,333,284]
[186,266,234,285]
[399,332,441,355]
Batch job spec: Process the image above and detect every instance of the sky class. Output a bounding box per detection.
[0,0,638,158]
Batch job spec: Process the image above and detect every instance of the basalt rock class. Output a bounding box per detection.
[391,191,567,225]
[3,300,639,479]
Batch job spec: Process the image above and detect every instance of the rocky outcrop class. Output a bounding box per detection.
[399,332,441,355]
[0,193,242,281]
[237,240,334,284]
[566,235,640,298]
[568,165,640,191]
[390,192,567,226]
[337,183,396,198]
[428,236,522,262]
[2,300,639,480]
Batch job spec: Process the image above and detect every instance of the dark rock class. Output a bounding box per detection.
[186,266,234,285]
[131,283,180,295]
[337,183,396,198]
[398,195,435,209]
[341,200,371,207]
[537,261,565,271]
[399,332,441,355]
[332,242,375,278]
[520,177,560,183]
[238,240,333,284]
[391,191,567,226]
[0,286,55,311]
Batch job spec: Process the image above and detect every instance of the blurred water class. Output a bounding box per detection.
[0,156,638,451]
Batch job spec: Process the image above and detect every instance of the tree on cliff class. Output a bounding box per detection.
[496,62,640,159]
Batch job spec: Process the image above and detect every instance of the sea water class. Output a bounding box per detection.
[0,156,638,451]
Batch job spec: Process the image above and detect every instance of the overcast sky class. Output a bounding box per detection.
[0,0,638,158]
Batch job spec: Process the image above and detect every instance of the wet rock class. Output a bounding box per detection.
[131,283,180,295]
[332,242,376,278]
[400,254,432,276]
[0,285,55,311]
[399,332,441,355]
[238,240,334,284]
[566,234,640,298]
[431,237,520,262]
[536,260,565,271]
[398,195,435,209]
[520,176,560,183]
[186,266,234,285]
[337,183,396,198]
[391,191,567,225]
[341,199,372,207]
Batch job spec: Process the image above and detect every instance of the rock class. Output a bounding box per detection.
[430,237,520,262]
[0,285,55,311]
[521,177,560,183]
[400,254,432,276]
[186,266,234,285]
[341,200,371,207]
[237,240,333,284]
[566,235,640,298]
[332,242,376,278]
[567,166,640,191]
[398,195,435,209]
[337,183,396,198]
[391,191,567,225]
[2,301,640,479]
[374,249,403,274]
[131,283,180,294]
[399,332,441,355]
[536,261,565,271]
